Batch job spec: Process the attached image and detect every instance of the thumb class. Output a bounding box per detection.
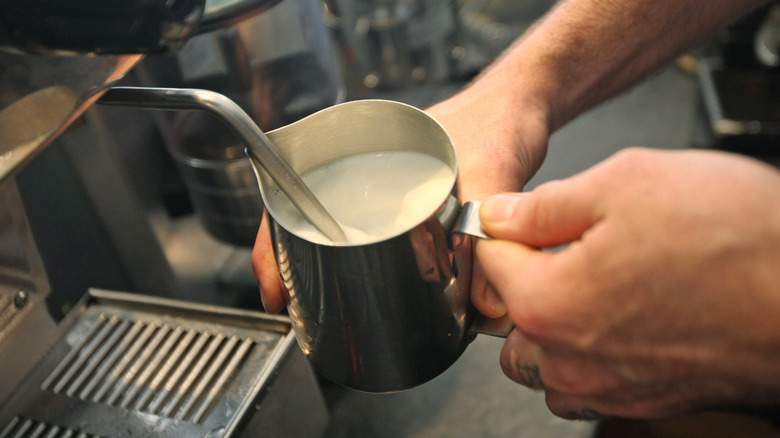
[480,180,602,248]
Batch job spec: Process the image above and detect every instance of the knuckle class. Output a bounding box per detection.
[543,360,617,398]
[546,393,682,421]
[612,146,651,163]
[607,147,658,177]
[545,392,609,421]
[544,392,582,419]
[501,360,545,390]
[499,334,542,389]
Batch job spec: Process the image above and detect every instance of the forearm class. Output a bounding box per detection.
[473,0,769,132]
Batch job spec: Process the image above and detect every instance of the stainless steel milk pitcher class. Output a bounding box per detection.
[250,100,511,392]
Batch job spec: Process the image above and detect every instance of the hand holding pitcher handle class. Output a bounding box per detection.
[447,199,515,338]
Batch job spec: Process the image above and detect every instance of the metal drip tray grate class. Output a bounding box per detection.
[41,313,256,424]
[0,289,297,438]
[1,416,100,438]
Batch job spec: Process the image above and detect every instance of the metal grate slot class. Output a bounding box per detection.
[158,333,225,418]
[0,417,99,438]
[190,337,254,423]
[90,321,159,404]
[40,313,256,424]
[118,326,184,409]
[131,328,197,411]
[77,320,145,401]
[41,314,120,394]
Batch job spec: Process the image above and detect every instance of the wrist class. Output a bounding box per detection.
[464,53,555,181]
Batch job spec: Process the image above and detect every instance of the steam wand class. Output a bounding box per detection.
[98,86,346,242]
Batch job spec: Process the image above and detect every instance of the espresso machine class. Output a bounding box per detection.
[0,0,338,435]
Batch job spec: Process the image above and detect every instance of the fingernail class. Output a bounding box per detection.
[481,194,523,224]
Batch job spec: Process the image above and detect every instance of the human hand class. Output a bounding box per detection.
[476,148,780,419]
[425,80,551,318]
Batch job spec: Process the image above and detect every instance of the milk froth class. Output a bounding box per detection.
[266,151,454,244]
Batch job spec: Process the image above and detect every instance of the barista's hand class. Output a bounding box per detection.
[425,79,551,318]
[476,148,780,419]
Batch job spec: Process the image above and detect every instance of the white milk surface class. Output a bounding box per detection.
[266,151,454,244]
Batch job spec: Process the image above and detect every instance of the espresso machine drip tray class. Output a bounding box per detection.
[0,289,326,438]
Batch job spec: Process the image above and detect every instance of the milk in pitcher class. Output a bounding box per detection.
[266,151,454,244]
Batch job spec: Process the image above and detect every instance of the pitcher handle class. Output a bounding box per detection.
[442,197,514,338]
[451,200,488,239]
